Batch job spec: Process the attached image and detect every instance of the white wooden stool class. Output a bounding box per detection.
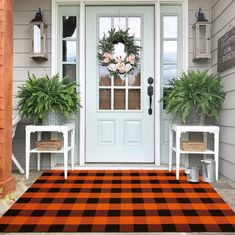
[169,124,219,180]
[25,124,75,179]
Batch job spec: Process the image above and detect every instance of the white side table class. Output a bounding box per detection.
[25,124,75,179]
[169,124,219,180]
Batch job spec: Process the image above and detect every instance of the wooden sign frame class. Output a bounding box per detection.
[218,26,235,72]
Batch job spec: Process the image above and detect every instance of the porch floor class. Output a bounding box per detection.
[0,170,235,234]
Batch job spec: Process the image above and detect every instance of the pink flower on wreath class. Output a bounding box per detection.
[103,52,112,59]
[126,54,136,65]
[116,62,126,73]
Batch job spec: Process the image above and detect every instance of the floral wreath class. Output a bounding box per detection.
[97,28,141,78]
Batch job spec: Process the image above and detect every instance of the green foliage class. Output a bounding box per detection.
[17,73,81,124]
[98,28,141,61]
[161,70,225,123]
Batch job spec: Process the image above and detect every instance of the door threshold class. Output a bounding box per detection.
[76,163,166,170]
[52,163,184,170]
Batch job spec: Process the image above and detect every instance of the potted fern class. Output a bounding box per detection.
[17,73,81,125]
[161,70,225,124]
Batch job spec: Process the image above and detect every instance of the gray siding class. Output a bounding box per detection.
[211,0,235,184]
[13,0,51,170]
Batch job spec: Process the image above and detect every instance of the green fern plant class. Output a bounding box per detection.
[17,73,81,124]
[161,70,225,123]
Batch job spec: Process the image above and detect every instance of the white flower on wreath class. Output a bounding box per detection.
[108,63,116,72]
[116,62,126,73]
[125,63,132,72]
[103,57,110,64]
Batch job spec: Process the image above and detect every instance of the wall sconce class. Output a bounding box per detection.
[29,8,48,60]
[192,8,211,60]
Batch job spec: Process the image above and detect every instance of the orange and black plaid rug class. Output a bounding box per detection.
[0,170,235,233]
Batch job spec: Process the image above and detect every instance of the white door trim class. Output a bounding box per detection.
[155,1,161,166]
[51,0,189,167]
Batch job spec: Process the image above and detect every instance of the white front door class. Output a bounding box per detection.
[86,6,155,163]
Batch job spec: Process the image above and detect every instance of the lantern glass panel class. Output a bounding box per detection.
[33,24,42,53]
[199,24,207,54]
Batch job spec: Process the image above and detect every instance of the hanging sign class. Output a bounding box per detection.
[218,26,235,72]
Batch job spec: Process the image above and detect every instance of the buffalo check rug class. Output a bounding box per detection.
[0,170,235,233]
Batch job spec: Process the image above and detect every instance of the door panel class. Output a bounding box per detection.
[86,6,155,163]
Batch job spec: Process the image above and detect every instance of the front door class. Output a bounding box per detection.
[86,6,155,163]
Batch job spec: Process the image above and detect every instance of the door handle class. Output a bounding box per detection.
[147,77,154,115]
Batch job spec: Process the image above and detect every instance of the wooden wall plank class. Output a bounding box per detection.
[0,129,3,143]
[0,98,4,110]
[0,78,3,98]
[220,142,235,165]
[219,159,235,185]
[220,126,235,146]
[220,110,235,127]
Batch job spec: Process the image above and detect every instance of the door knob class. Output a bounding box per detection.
[147,77,154,115]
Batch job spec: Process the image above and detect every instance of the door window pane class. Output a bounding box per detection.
[114,89,125,110]
[163,64,177,85]
[114,75,125,86]
[163,16,177,38]
[114,17,126,30]
[128,65,141,86]
[63,16,77,38]
[63,64,76,81]
[63,41,77,62]
[128,17,141,38]
[128,89,140,110]
[99,66,111,86]
[163,41,177,63]
[99,17,112,38]
[98,15,142,111]
[99,89,111,110]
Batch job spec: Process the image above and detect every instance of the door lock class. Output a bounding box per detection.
[147,77,154,115]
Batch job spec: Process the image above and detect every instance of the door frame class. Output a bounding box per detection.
[51,0,189,167]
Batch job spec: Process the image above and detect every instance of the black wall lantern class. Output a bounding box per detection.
[29,8,48,60]
[192,8,211,60]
